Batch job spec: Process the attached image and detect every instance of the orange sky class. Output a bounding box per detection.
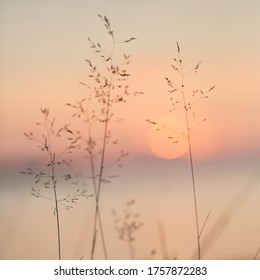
[1,0,260,164]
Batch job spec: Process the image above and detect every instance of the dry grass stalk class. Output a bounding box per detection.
[147,42,215,259]
[22,108,91,259]
[112,200,143,260]
[67,15,143,259]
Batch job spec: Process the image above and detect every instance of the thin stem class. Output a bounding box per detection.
[88,116,108,260]
[51,163,61,260]
[90,42,115,259]
[253,245,260,260]
[126,225,134,260]
[178,49,201,260]
[158,222,169,260]
[46,118,61,260]
[90,91,111,259]
[128,238,134,260]
[199,209,212,239]
[187,135,201,260]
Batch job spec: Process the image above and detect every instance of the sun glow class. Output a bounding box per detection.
[148,116,188,159]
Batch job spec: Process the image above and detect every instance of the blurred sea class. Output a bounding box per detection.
[1,156,259,259]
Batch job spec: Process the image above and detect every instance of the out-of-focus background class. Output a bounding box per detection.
[1,0,259,259]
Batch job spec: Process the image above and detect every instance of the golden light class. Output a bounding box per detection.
[148,116,188,159]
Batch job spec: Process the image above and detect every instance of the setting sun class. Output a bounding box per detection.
[147,116,188,159]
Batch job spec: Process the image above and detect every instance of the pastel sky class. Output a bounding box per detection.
[1,0,260,164]
[1,0,260,260]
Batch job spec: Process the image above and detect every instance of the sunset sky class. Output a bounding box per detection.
[1,0,260,162]
[1,0,260,259]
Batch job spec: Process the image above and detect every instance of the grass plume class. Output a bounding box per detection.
[22,108,90,259]
[147,42,215,259]
[67,14,143,259]
[112,200,143,260]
